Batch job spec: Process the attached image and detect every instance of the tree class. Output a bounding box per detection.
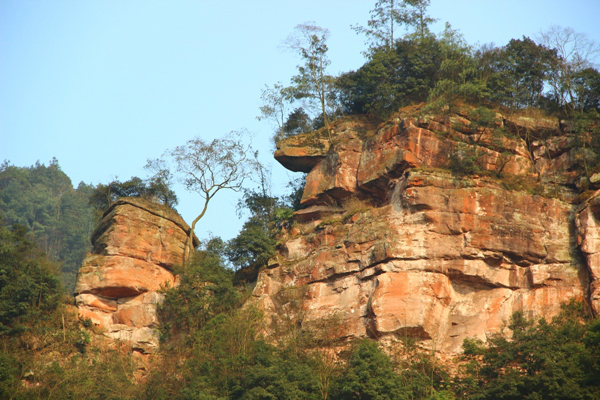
[89,176,149,213]
[503,37,557,109]
[285,22,334,133]
[475,37,557,110]
[330,339,408,400]
[425,24,486,113]
[155,130,258,263]
[89,174,178,218]
[338,35,442,118]
[0,222,62,335]
[573,67,600,112]
[404,0,436,41]
[283,107,313,137]
[537,25,600,115]
[459,302,600,400]
[257,82,295,144]
[353,0,436,52]
[225,164,294,283]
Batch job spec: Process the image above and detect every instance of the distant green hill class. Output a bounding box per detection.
[0,158,96,293]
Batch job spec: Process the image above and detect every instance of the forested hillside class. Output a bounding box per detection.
[0,159,96,293]
[2,0,600,398]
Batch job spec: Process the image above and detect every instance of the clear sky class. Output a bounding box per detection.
[2,0,599,241]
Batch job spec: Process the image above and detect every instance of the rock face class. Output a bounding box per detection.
[254,108,596,354]
[577,194,600,316]
[75,198,194,353]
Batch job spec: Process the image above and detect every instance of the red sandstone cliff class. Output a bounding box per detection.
[253,107,598,354]
[74,198,196,353]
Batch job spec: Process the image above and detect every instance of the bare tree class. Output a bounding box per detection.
[257,82,294,144]
[537,25,600,114]
[151,130,258,263]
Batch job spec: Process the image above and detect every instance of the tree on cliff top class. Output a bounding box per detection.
[257,82,296,144]
[284,22,335,133]
[353,0,436,52]
[537,25,600,116]
[151,130,258,264]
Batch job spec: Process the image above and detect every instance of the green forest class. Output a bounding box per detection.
[2,0,600,398]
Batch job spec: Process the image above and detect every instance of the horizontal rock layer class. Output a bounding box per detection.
[75,198,193,353]
[257,109,595,354]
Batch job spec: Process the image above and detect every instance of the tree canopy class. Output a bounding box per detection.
[459,302,600,399]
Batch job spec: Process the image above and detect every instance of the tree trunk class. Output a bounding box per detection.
[183,197,210,265]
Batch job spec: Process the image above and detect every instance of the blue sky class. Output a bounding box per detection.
[2,0,599,241]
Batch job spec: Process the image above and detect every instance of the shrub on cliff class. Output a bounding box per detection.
[158,238,243,343]
[89,174,178,215]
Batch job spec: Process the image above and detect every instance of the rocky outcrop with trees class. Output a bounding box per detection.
[254,106,599,353]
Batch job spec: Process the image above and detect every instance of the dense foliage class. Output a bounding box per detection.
[0,159,96,293]
[0,223,63,335]
[260,0,599,140]
[336,28,599,119]
[226,169,299,283]
[147,243,453,400]
[0,222,140,399]
[458,301,600,399]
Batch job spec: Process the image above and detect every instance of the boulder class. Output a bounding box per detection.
[75,198,194,353]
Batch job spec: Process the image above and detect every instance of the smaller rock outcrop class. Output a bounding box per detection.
[75,198,195,353]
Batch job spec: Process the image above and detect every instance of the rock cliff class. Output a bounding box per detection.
[75,198,195,353]
[254,107,598,354]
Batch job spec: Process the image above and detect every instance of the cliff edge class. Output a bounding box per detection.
[254,107,598,353]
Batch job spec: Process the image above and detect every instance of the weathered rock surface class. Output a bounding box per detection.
[577,192,600,315]
[254,108,594,354]
[75,198,194,353]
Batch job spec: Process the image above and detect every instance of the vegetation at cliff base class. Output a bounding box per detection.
[145,241,455,400]
[0,222,140,399]
[457,301,600,400]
